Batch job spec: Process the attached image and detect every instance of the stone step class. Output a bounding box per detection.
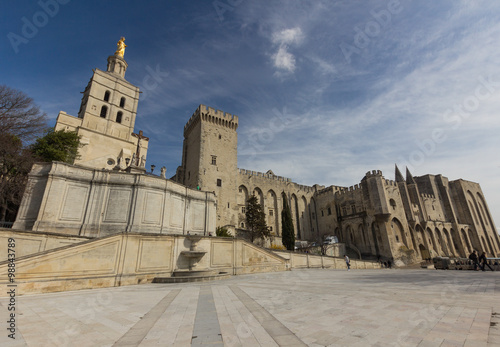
[152,272,231,283]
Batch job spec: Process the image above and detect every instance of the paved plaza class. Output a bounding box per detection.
[1,269,499,346]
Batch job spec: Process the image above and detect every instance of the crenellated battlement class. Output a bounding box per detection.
[421,193,436,199]
[317,185,344,196]
[334,184,362,197]
[364,169,383,178]
[238,168,292,182]
[384,179,397,187]
[238,168,318,193]
[184,104,239,136]
[295,184,315,193]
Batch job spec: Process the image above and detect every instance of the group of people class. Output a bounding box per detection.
[344,251,495,271]
[468,250,494,271]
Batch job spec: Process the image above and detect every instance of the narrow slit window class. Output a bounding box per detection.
[116,111,123,123]
[100,105,108,118]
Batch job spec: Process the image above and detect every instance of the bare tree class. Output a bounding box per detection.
[0,134,35,221]
[0,85,47,221]
[0,85,47,142]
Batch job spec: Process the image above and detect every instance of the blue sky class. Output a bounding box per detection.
[1,1,500,231]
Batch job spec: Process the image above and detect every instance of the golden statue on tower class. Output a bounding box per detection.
[115,37,127,58]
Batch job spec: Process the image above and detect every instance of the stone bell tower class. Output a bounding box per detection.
[55,37,148,170]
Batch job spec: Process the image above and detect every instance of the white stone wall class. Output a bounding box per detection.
[13,162,216,237]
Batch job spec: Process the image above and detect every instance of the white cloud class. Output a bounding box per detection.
[272,45,296,72]
[272,27,304,45]
[269,27,304,74]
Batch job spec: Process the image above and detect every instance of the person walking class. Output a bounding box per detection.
[344,254,350,271]
[479,251,494,271]
[469,250,479,270]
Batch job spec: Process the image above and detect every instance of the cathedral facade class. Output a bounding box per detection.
[174,105,500,264]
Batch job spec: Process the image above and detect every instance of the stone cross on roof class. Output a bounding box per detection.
[132,130,149,166]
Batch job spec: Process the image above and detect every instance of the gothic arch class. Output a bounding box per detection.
[481,236,489,254]
[475,193,498,253]
[449,228,463,257]
[253,187,264,206]
[467,228,481,251]
[238,185,249,205]
[461,228,472,254]
[267,190,279,236]
[419,244,430,260]
[490,236,498,255]
[391,218,407,247]
[414,224,425,251]
[443,228,454,256]
[334,227,341,241]
[358,224,366,246]
[371,222,382,255]
[345,225,354,244]
[408,225,418,253]
[476,193,494,227]
[237,185,249,229]
[291,194,301,239]
[435,228,448,256]
[299,196,309,239]
[426,228,437,256]
[468,191,486,232]
[310,197,318,238]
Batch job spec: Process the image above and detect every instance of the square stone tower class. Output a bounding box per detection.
[176,105,239,231]
[55,39,148,170]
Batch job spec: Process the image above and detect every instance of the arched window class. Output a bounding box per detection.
[116,111,123,124]
[104,91,110,102]
[119,97,125,108]
[389,199,396,210]
[100,105,108,118]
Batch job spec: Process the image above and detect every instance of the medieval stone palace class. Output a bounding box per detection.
[171,105,500,264]
[14,39,500,266]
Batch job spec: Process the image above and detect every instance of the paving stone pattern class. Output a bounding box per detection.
[0,269,498,346]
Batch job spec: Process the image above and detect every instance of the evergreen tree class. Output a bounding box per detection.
[31,128,83,164]
[245,195,270,242]
[281,192,295,250]
[216,226,233,237]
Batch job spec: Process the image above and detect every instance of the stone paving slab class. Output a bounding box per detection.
[0,269,498,346]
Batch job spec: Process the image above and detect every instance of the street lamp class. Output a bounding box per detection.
[150,164,156,173]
